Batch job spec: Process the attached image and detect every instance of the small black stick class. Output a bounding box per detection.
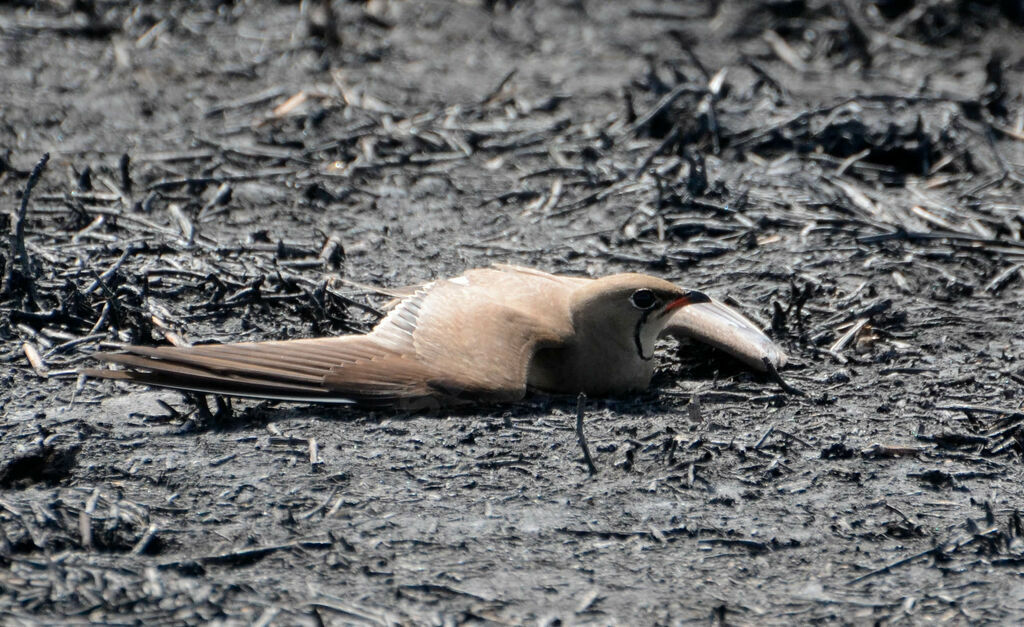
[3,152,49,306]
[576,392,598,475]
[118,153,132,195]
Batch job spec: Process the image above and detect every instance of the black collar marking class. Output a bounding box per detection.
[633,309,654,361]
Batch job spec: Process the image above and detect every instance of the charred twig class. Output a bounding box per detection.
[205,86,288,117]
[481,68,517,105]
[42,333,106,358]
[118,153,132,196]
[308,600,395,625]
[633,123,682,179]
[318,233,345,269]
[829,318,870,354]
[939,405,1024,420]
[847,545,938,585]
[22,342,47,378]
[857,228,1024,250]
[627,83,707,137]
[763,30,808,72]
[576,393,598,475]
[299,489,338,521]
[862,443,925,459]
[79,487,101,550]
[308,437,321,465]
[83,244,145,295]
[985,263,1023,293]
[398,583,493,602]
[847,526,1000,585]
[754,426,775,450]
[698,538,772,553]
[158,539,333,569]
[775,429,812,448]
[167,203,195,244]
[628,7,709,20]
[2,153,48,307]
[742,55,789,102]
[130,523,159,556]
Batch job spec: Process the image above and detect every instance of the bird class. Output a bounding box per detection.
[84,265,787,408]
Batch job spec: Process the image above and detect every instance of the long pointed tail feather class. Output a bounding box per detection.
[83,336,436,406]
[80,365,351,404]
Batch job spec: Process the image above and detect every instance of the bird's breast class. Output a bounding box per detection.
[527,342,655,397]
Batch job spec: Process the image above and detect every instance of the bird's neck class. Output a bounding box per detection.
[527,311,655,396]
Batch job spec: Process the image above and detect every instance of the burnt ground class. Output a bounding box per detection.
[2,0,1024,624]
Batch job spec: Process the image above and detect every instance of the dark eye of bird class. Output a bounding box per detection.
[629,288,658,310]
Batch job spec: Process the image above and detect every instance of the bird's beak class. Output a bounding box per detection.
[663,290,711,314]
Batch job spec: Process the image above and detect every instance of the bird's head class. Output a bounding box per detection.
[571,273,710,360]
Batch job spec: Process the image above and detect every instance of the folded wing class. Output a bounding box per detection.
[86,268,578,406]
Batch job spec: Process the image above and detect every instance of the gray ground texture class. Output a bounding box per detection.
[3,0,1024,624]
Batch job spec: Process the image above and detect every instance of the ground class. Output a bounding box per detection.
[3,0,1024,624]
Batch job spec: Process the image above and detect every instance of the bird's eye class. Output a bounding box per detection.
[629,289,658,310]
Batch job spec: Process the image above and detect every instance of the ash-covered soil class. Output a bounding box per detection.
[3,1,1024,624]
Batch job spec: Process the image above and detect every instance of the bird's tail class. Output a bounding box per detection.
[83,336,437,406]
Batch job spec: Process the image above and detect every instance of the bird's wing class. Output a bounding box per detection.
[660,298,787,372]
[355,267,578,401]
[379,264,589,307]
[88,268,579,406]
